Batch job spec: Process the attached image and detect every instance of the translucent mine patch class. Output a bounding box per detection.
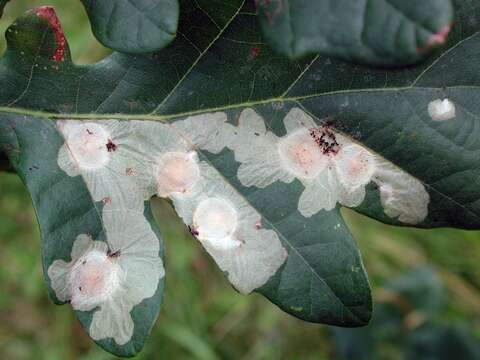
[193,197,240,250]
[156,151,201,197]
[69,244,123,310]
[278,128,329,179]
[172,112,234,154]
[223,107,428,222]
[57,120,153,208]
[227,108,294,188]
[51,111,429,342]
[171,162,287,294]
[373,159,430,224]
[48,206,164,345]
[226,107,375,217]
[428,98,456,121]
[335,144,376,189]
[59,122,111,170]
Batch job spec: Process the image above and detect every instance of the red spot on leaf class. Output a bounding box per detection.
[34,6,66,62]
[255,0,283,23]
[418,25,451,53]
[250,47,260,59]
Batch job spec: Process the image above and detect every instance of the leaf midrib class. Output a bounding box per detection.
[1,84,479,122]
[4,79,480,229]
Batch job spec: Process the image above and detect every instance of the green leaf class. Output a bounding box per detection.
[386,266,444,316]
[406,324,480,360]
[256,0,454,66]
[0,0,9,18]
[80,0,179,54]
[0,116,165,358]
[332,267,480,360]
[1,0,480,355]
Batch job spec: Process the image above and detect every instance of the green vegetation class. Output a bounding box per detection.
[0,1,479,359]
[1,167,479,359]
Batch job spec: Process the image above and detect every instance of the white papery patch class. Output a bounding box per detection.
[225,108,376,217]
[55,115,286,342]
[428,98,456,121]
[222,107,429,224]
[57,120,152,209]
[278,128,329,179]
[193,198,241,250]
[372,159,429,224]
[155,151,201,197]
[335,144,376,189]
[172,112,234,154]
[56,120,167,345]
[53,109,430,347]
[48,207,163,345]
[132,119,220,200]
[171,162,287,294]
[137,116,287,292]
[60,122,111,170]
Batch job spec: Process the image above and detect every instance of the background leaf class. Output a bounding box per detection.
[256,0,454,66]
[0,0,9,17]
[80,0,179,54]
[332,267,480,360]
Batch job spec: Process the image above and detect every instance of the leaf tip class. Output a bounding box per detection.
[33,6,67,62]
[418,24,452,54]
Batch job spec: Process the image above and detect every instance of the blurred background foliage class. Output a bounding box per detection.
[0,1,479,359]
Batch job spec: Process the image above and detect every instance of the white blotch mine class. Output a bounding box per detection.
[335,144,376,189]
[155,151,200,197]
[277,129,328,179]
[225,107,376,217]
[48,207,163,345]
[60,122,111,170]
[68,242,123,310]
[171,162,287,294]
[54,114,286,344]
[53,106,430,347]
[225,108,294,188]
[57,120,152,207]
[193,197,240,250]
[372,159,429,224]
[222,107,429,224]
[137,115,286,292]
[428,98,456,121]
[172,112,234,154]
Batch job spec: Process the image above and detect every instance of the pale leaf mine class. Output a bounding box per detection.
[51,106,430,343]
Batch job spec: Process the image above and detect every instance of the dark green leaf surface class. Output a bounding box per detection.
[0,116,165,357]
[1,0,480,356]
[81,0,179,53]
[256,0,454,65]
[0,0,9,17]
